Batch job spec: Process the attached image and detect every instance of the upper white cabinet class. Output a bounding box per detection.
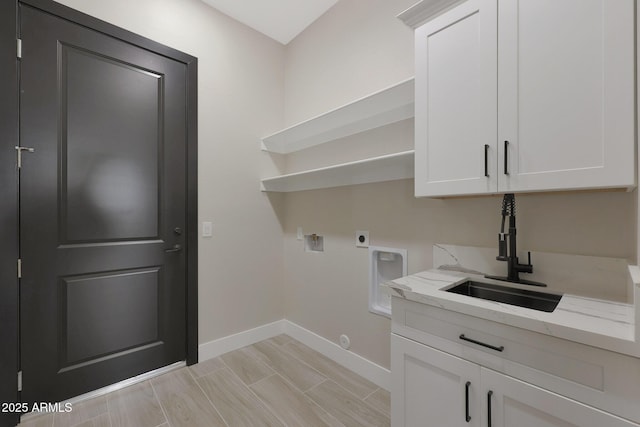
[413,0,498,196]
[404,0,636,197]
[498,0,635,193]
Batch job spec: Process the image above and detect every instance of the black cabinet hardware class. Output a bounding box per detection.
[504,141,509,175]
[465,381,471,422]
[487,390,494,427]
[484,144,490,177]
[459,334,504,352]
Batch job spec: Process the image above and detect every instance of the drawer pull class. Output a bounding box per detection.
[487,390,494,427]
[465,381,471,422]
[459,334,504,352]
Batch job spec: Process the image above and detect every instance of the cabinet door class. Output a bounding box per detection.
[391,334,481,427]
[482,368,640,427]
[414,0,497,197]
[498,0,635,192]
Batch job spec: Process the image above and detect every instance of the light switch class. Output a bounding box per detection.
[202,221,213,237]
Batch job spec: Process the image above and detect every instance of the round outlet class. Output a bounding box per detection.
[355,230,369,248]
[339,334,351,349]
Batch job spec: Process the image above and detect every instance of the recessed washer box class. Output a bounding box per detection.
[304,234,324,252]
[369,246,407,318]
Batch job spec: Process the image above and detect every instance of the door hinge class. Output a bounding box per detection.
[17,371,22,392]
[17,259,22,279]
[17,39,22,59]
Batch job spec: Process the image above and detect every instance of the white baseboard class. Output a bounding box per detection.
[283,321,390,391]
[198,319,286,361]
[198,319,390,392]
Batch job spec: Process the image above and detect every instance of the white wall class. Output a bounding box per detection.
[282,0,638,369]
[284,0,416,125]
[53,0,287,346]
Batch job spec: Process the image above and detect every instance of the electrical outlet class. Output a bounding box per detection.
[339,334,351,349]
[355,230,369,248]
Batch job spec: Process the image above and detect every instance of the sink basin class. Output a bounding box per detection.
[445,280,562,312]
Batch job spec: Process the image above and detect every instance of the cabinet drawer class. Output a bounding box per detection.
[392,297,640,423]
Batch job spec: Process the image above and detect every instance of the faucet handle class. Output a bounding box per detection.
[496,233,508,261]
[522,252,534,273]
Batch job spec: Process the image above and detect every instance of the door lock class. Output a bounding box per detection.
[15,146,35,169]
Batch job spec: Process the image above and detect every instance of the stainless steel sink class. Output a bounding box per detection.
[445,280,562,313]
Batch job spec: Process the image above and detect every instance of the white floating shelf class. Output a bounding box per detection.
[261,78,415,154]
[261,150,415,192]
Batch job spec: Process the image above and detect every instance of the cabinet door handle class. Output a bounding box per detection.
[503,140,509,175]
[465,381,471,422]
[459,334,504,352]
[484,144,489,177]
[487,390,494,427]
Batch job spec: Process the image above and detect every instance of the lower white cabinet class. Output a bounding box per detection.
[483,368,639,427]
[391,333,481,426]
[391,334,639,427]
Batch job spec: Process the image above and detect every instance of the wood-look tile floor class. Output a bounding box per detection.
[18,335,390,427]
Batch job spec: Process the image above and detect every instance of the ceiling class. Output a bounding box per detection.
[201,0,339,45]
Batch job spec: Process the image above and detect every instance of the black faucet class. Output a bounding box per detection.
[485,193,546,287]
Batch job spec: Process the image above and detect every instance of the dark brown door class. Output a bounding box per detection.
[20,4,188,404]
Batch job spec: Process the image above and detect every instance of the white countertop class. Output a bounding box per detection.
[382,268,640,358]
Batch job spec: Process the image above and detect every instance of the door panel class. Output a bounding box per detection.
[482,368,639,427]
[391,334,481,427]
[62,44,162,242]
[62,268,161,364]
[414,0,497,197]
[498,0,635,192]
[20,4,187,404]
